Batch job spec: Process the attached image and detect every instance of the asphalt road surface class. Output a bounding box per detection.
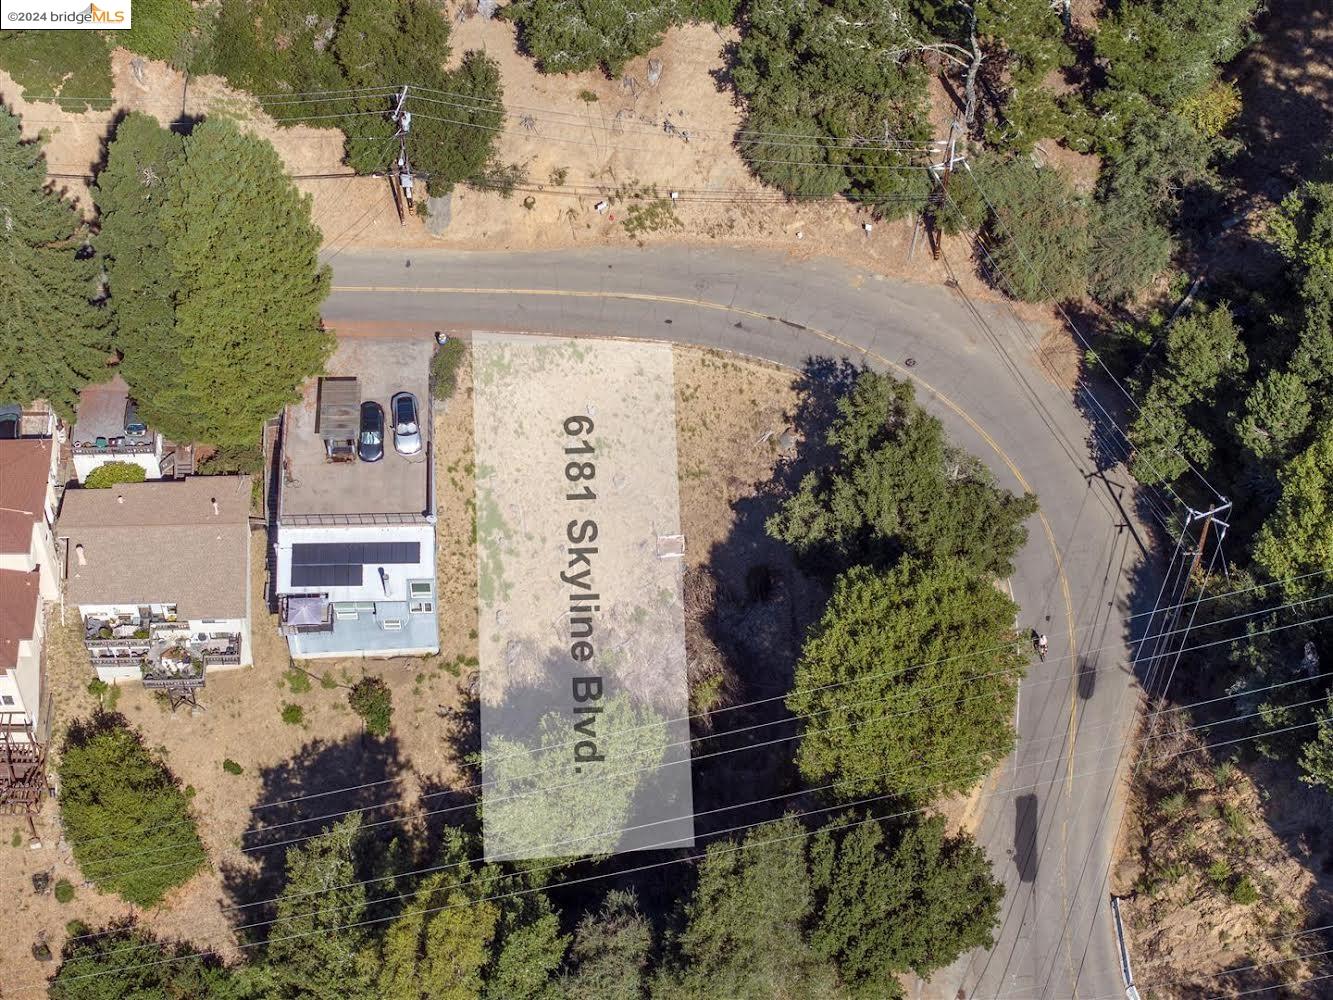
[324,245,1155,999]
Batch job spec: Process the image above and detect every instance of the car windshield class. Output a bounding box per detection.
[395,400,417,432]
[361,428,381,445]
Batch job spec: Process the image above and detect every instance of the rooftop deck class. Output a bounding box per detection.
[286,601,439,658]
[279,339,433,522]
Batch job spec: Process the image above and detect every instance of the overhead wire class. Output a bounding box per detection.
[36,714,1333,990]
[60,568,1333,861]
[70,600,1333,892]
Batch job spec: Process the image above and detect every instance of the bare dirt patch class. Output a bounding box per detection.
[1115,712,1333,997]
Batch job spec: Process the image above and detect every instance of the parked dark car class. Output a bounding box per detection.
[390,392,422,456]
[358,401,384,462]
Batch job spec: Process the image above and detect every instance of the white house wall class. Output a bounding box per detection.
[72,449,162,485]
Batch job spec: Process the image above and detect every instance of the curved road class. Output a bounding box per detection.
[323,246,1150,999]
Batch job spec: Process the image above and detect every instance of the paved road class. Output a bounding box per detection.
[324,246,1151,999]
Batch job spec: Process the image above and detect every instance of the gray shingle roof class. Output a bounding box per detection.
[58,476,251,619]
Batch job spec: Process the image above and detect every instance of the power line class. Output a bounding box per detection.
[72,601,1333,889]
[61,571,1333,862]
[38,715,1329,991]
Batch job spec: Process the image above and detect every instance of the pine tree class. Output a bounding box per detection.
[94,112,185,429]
[0,106,107,416]
[265,815,375,1000]
[155,119,333,446]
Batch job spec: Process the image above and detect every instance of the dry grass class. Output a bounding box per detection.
[1116,711,1333,997]
[0,341,799,990]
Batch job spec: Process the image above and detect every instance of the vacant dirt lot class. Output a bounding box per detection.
[0,343,803,991]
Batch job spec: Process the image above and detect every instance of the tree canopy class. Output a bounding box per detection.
[0,105,107,417]
[653,815,842,999]
[58,713,207,907]
[108,117,332,447]
[810,812,1004,990]
[768,369,1037,577]
[203,0,503,193]
[731,0,933,216]
[788,558,1025,802]
[92,112,184,429]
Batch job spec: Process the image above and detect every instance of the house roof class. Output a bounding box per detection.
[58,476,252,619]
[0,569,40,671]
[0,439,52,553]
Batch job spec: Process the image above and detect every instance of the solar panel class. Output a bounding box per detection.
[291,542,420,566]
[291,564,362,588]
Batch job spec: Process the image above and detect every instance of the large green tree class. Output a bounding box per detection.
[809,813,1003,990]
[152,118,332,447]
[561,889,653,1000]
[505,0,677,76]
[653,816,841,999]
[377,826,502,1000]
[264,815,376,1000]
[788,558,1025,802]
[93,112,185,427]
[58,712,207,907]
[1251,419,1333,599]
[480,694,668,859]
[769,369,1037,577]
[49,922,260,1000]
[205,0,503,193]
[0,106,107,416]
[963,154,1090,303]
[731,0,933,216]
[1128,307,1247,486]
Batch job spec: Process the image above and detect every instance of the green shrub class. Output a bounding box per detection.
[1159,791,1189,818]
[121,0,199,66]
[431,338,467,401]
[57,712,206,906]
[1206,857,1232,889]
[348,677,393,737]
[1229,875,1259,905]
[280,703,304,726]
[54,879,75,904]
[221,758,244,775]
[10,829,22,848]
[84,462,148,489]
[0,30,112,107]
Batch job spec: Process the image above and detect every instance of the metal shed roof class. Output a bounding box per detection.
[316,378,360,440]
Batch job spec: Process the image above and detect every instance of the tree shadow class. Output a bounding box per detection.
[686,356,858,836]
[220,733,411,937]
[1225,2,1333,194]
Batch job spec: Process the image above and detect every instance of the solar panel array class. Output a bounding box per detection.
[289,541,422,588]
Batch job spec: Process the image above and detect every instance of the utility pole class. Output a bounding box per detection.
[1141,499,1231,747]
[390,87,415,225]
[925,118,963,260]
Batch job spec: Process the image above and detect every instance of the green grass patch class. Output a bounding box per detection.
[283,667,312,695]
[221,758,243,776]
[280,703,304,726]
[53,879,75,904]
